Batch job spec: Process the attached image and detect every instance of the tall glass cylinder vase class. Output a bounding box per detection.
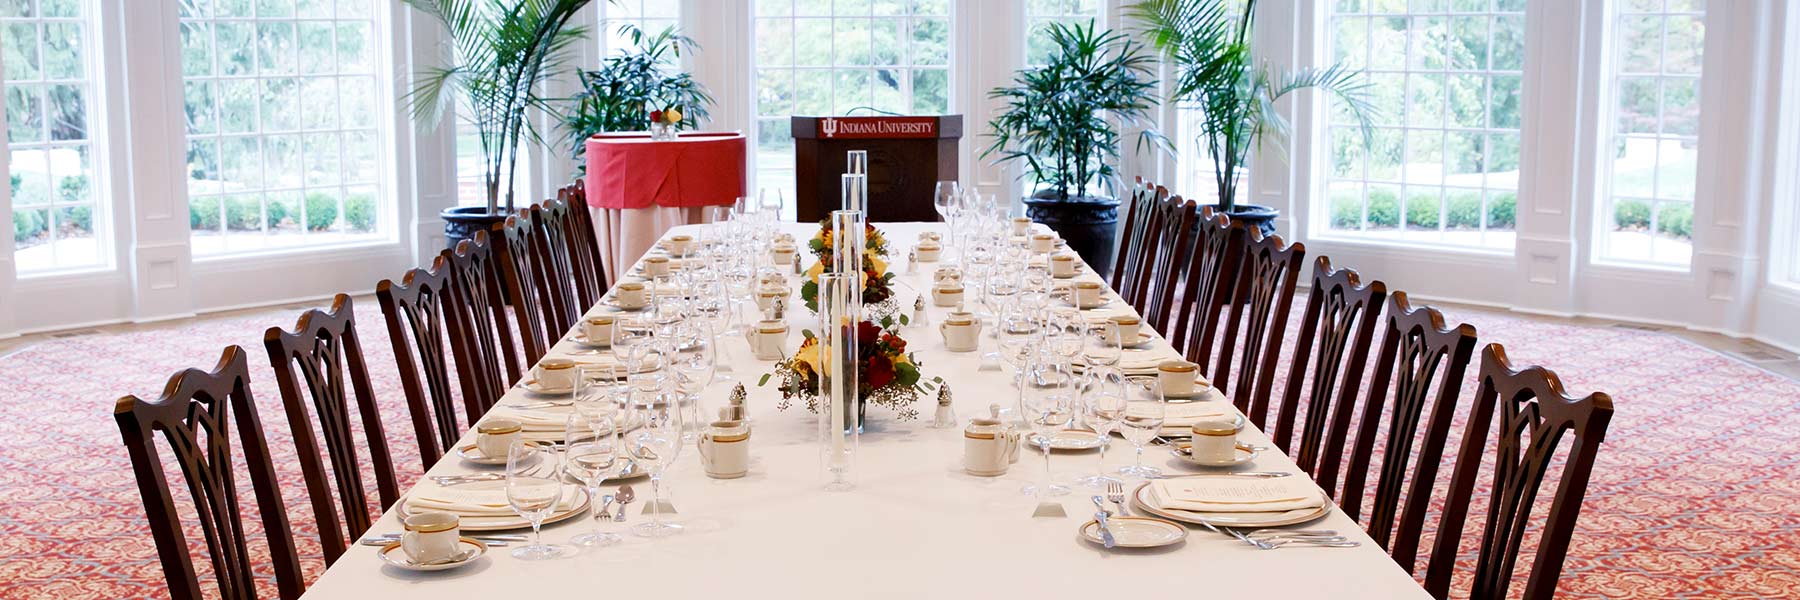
[817,272,860,491]
[841,172,868,216]
[846,150,868,175]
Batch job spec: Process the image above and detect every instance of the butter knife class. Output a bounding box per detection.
[1090,496,1116,549]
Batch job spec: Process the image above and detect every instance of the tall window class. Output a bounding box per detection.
[1176,110,1250,205]
[180,0,386,256]
[752,0,952,206]
[600,0,678,56]
[5,0,106,273]
[454,101,532,208]
[1322,0,1525,251]
[1598,0,1704,266]
[1026,0,1101,66]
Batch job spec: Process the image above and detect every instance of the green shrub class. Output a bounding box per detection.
[224,195,261,231]
[65,205,92,232]
[1405,191,1441,229]
[265,199,290,228]
[58,174,88,204]
[344,193,375,232]
[1329,191,1362,229]
[1488,192,1517,228]
[13,209,46,242]
[1444,191,1483,229]
[1367,188,1400,228]
[190,196,221,231]
[1658,203,1693,239]
[1614,200,1651,230]
[9,174,20,197]
[304,192,339,231]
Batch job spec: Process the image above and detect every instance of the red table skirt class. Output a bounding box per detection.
[583,132,746,210]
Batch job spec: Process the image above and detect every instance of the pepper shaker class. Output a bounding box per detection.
[928,384,956,429]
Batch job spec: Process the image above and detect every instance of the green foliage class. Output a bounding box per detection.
[403,0,595,213]
[562,23,714,166]
[1367,187,1399,228]
[224,195,261,231]
[9,174,21,197]
[983,20,1168,201]
[1133,0,1375,211]
[190,196,221,231]
[13,209,46,242]
[57,174,88,204]
[345,193,376,231]
[1405,191,1440,229]
[266,199,290,228]
[305,192,339,231]
[65,205,92,232]
[1658,203,1693,239]
[1614,199,1651,230]
[1488,192,1516,228]
[1445,191,1482,229]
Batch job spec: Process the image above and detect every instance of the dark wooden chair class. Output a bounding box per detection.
[560,181,608,311]
[495,214,552,365]
[1124,185,1173,309]
[1109,178,1158,291]
[1140,196,1198,337]
[1344,292,1478,572]
[443,231,521,402]
[1215,230,1305,428]
[1272,258,1386,493]
[530,198,581,335]
[1172,208,1242,366]
[262,294,400,566]
[113,346,306,600]
[1424,343,1615,600]
[375,258,471,469]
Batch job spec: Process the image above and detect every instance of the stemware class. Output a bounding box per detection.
[625,383,685,537]
[563,412,623,547]
[759,187,784,225]
[671,327,716,442]
[506,441,569,560]
[996,303,1040,379]
[1046,308,1084,368]
[1083,324,1124,369]
[1078,365,1126,489]
[1019,357,1074,498]
[1118,377,1166,480]
[612,316,654,378]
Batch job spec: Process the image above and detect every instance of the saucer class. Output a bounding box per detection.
[378,537,486,571]
[1069,296,1114,310]
[568,333,610,348]
[455,443,520,466]
[521,379,575,396]
[1121,332,1156,349]
[600,297,649,312]
[1026,429,1107,452]
[1163,381,1215,400]
[1078,517,1187,548]
[1171,442,1259,467]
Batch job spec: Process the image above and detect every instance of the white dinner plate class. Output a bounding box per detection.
[1129,479,1332,529]
[1078,517,1188,548]
[378,537,486,572]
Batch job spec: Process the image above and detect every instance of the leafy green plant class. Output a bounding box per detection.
[404,0,596,214]
[1658,203,1693,239]
[1444,191,1482,229]
[224,196,261,231]
[57,174,88,204]
[1405,191,1440,229]
[345,193,377,231]
[1614,199,1651,230]
[562,23,713,165]
[1489,192,1516,228]
[1133,0,1376,212]
[13,209,45,242]
[1367,188,1399,228]
[190,197,221,231]
[982,20,1167,201]
[305,192,340,231]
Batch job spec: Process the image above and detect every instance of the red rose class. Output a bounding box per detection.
[866,353,896,389]
[649,110,663,122]
[857,321,882,347]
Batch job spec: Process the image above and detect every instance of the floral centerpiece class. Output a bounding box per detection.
[799,221,900,318]
[761,316,937,423]
[648,103,684,140]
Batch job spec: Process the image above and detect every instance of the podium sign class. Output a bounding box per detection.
[791,115,962,223]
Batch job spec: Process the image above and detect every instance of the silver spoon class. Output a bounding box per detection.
[613,485,636,523]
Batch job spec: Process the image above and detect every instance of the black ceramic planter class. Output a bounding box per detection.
[441,205,509,251]
[1021,192,1120,280]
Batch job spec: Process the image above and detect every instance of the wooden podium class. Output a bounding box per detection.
[790,115,962,223]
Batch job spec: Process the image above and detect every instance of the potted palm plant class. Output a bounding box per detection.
[981,20,1168,274]
[561,23,715,168]
[1132,0,1375,236]
[404,0,595,249]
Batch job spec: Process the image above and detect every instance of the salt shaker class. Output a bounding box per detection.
[928,384,956,429]
[906,249,919,275]
[911,295,929,327]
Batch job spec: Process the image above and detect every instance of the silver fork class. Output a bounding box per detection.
[1105,481,1130,516]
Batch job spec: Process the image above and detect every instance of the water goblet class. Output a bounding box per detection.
[626,383,685,537]
[1019,357,1074,498]
[564,412,623,547]
[1077,365,1126,489]
[1118,377,1166,480]
[506,441,570,560]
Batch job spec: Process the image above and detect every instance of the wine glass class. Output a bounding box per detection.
[612,316,654,379]
[1078,365,1126,489]
[1118,377,1165,480]
[1046,308,1084,368]
[1083,324,1123,368]
[934,181,959,223]
[759,187,784,225]
[626,382,684,537]
[1019,357,1074,498]
[564,412,623,547]
[996,303,1040,381]
[506,440,569,560]
[671,327,716,442]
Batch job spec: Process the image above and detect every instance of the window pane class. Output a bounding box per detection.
[5,3,108,273]
[1600,4,1703,266]
[184,0,389,252]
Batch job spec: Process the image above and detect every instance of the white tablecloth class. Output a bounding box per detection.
[302,222,1430,599]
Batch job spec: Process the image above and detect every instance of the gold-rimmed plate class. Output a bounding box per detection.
[1170,441,1259,468]
[1078,517,1187,548]
[377,537,487,571]
[1129,480,1331,529]
[1026,429,1107,452]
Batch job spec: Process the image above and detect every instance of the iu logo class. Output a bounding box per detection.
[821,117,839,138]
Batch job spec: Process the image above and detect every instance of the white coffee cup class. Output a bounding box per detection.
[1158,360,1199,397]
[918,231,942,243]
[666,234,695,256]
[1030,233,1056,254]
[1190,418,1243,465]
[754,288,788,313]
[932,284,965,307]
[534,357,579,391]
[1073,281,1104,307]
[933,267,963,285]
[963,418,1012,476]
[400,512,461,564]
[614,282,648,308]
[915,242,942,262]
[642,256,671,277]
[749,320,788,360]
[939,312,983,352]
[1010,217,1033,236]
[1049,253,1078,277]
[699,420,750,478]
[475,419,522,459]
[582,316,614,344]
[1106,315,1141,344]
[770,243,797,265]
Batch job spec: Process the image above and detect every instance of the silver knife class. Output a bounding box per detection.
[1091,496,1116,549]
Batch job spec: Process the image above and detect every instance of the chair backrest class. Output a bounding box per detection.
[1347,292,1477,572]
[443,231,518,407]
[530,198,581,335]
[1273,258,1387,492]
[1114,181,1161,298]
[560,181,608,311]
[1125,185,1173,308]
[1425,344,1614,600]
[113,347,306,600]
[375,259,469,469]
[1109,178,1156,289]
[1215,230,1305,427]
[1173,208,1242,364]
[1140,196,1199,336]
[262,294,400,566]
[496,214,551,364]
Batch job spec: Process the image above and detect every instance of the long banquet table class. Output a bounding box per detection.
[303,222,1431,599]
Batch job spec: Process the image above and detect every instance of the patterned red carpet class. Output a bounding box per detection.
[0,298,1796,599]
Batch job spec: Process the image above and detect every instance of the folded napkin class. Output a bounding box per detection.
[1148,477,1326,513]
[405,483,581,517]
[481,410,567,432]
[1132,401,1235,429]
[1118,348,1183,372]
